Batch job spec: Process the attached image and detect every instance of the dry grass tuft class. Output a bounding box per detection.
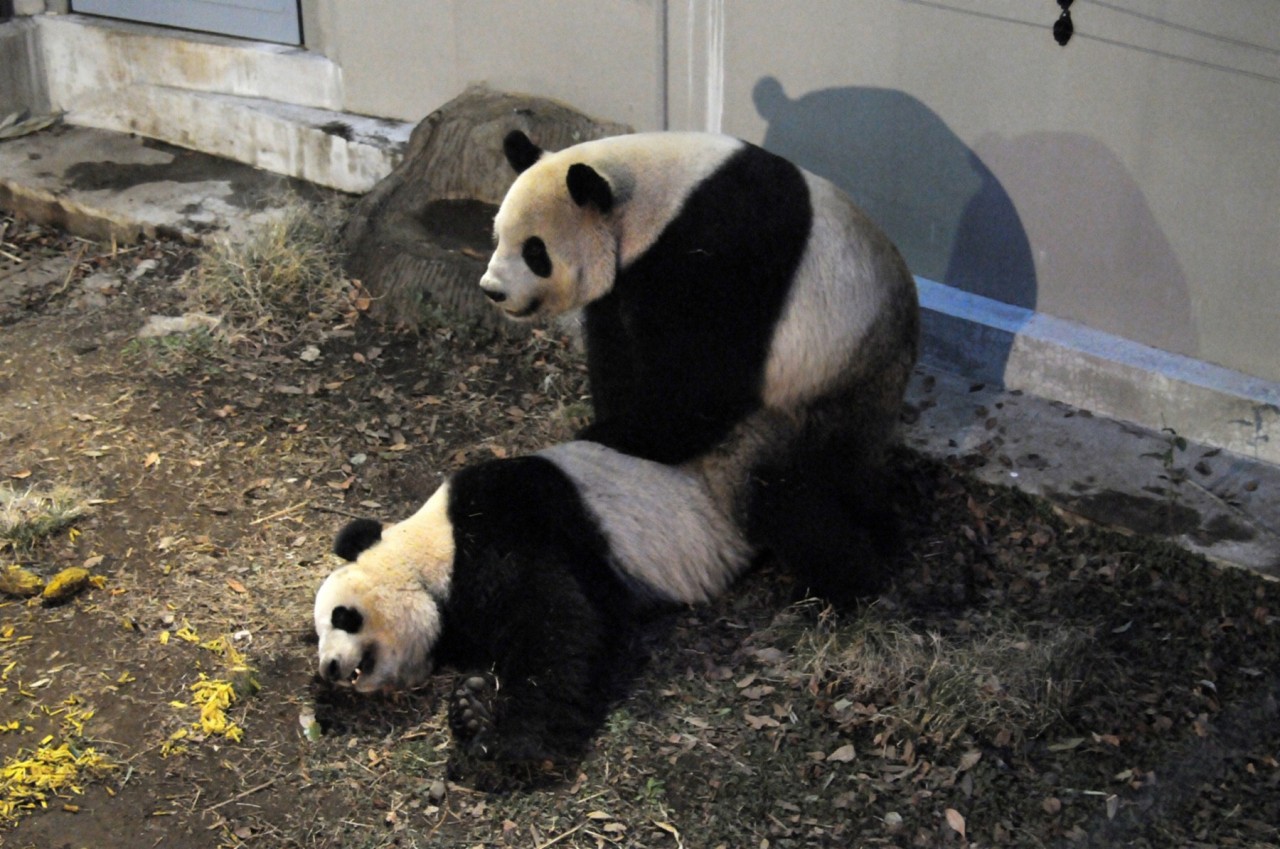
[0,484,91,552]
[797,607,1099,746]
[186,197,352,341]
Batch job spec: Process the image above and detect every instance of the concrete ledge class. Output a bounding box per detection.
[904,365,1280,577]
[0,125,309,244]
[40,14,341,111]
[1,18,49,115]
[918,277,1280,467]
[64,85,411,194]
[32,14,410,192]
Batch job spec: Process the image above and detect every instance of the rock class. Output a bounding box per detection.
[137,313,221,338]
[343,84,629,330]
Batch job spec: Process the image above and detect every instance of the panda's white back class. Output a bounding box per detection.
[537,440,753,605]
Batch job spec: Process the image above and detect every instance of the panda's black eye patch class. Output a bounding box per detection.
[331,605,364,634]
[522,237,552,278]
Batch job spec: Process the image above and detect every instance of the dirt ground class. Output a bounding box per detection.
[0,213,1278,849]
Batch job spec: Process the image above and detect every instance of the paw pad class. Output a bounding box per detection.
[448,672,497,750]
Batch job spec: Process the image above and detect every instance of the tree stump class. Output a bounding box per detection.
[343,85,630,331]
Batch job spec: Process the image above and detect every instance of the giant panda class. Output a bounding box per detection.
[480,130,920,602]
[314,439,752,765]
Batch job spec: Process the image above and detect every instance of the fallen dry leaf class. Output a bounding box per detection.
[945,808,966,840]
[828,744,856,763]
[226,578,248,594]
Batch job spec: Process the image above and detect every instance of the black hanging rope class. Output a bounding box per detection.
[1054,0,1075,46]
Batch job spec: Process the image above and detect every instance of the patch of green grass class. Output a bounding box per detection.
[0,484,90,552]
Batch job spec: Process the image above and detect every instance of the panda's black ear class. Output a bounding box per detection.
[334,518,383,561]
[503,130,543,174]
[566,163,614,213]
[331,605,364,634]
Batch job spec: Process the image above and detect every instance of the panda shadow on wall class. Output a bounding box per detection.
[752,76,1036,384]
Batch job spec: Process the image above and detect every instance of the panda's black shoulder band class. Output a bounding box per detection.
[334,518,383,561]
[504,130,543,174]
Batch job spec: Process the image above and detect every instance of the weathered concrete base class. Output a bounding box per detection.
[35,14,411,193]
[0,124,314,244]
[904,366,1280,577]
[0,18,49,116]
[920,278,1280,467]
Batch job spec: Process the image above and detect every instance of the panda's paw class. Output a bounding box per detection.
[448,672,497,750]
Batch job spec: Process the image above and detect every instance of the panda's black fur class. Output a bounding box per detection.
[482,131,920,603]
[580,144,814,462]
[314,441,751,768]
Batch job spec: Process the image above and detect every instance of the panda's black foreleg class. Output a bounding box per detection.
[447,672,499,754]
[447,569,618,771]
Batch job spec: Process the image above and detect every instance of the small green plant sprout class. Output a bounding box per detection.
[1142,427,1189,485]
[637,776,666,804]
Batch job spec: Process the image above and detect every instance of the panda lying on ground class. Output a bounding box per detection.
[480,130,919,602]
[314,439,754,767]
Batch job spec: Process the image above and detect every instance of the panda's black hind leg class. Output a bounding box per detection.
[752,467,900,607]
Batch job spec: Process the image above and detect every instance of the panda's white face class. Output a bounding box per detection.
[314,565,439,693]
[480,160,617,320]
[479,131,745,321]
[313,485,456,694]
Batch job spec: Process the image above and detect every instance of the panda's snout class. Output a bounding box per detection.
[325,658,342,682]
[481,286,507,303]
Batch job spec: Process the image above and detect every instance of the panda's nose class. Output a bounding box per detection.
[481,287,507,303]
[325,659,341,681]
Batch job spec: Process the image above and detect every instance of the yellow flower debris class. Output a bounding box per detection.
[190,676,244,743]
[40,567,90,605]
[0,706,113,826]
[0,565,43,598]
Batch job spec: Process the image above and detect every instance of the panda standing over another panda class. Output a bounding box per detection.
[313,131,920,773]
[482,130,920,603]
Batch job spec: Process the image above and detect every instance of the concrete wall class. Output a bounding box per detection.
[302,0,1279,390]
[303,0,666,133]
[0,18,48,115]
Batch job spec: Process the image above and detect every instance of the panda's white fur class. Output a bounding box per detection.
[761,174,907,410]
[482,133,743,318]
[313,440,752,695]
[313,484,453,693]
[538,440,751,604]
